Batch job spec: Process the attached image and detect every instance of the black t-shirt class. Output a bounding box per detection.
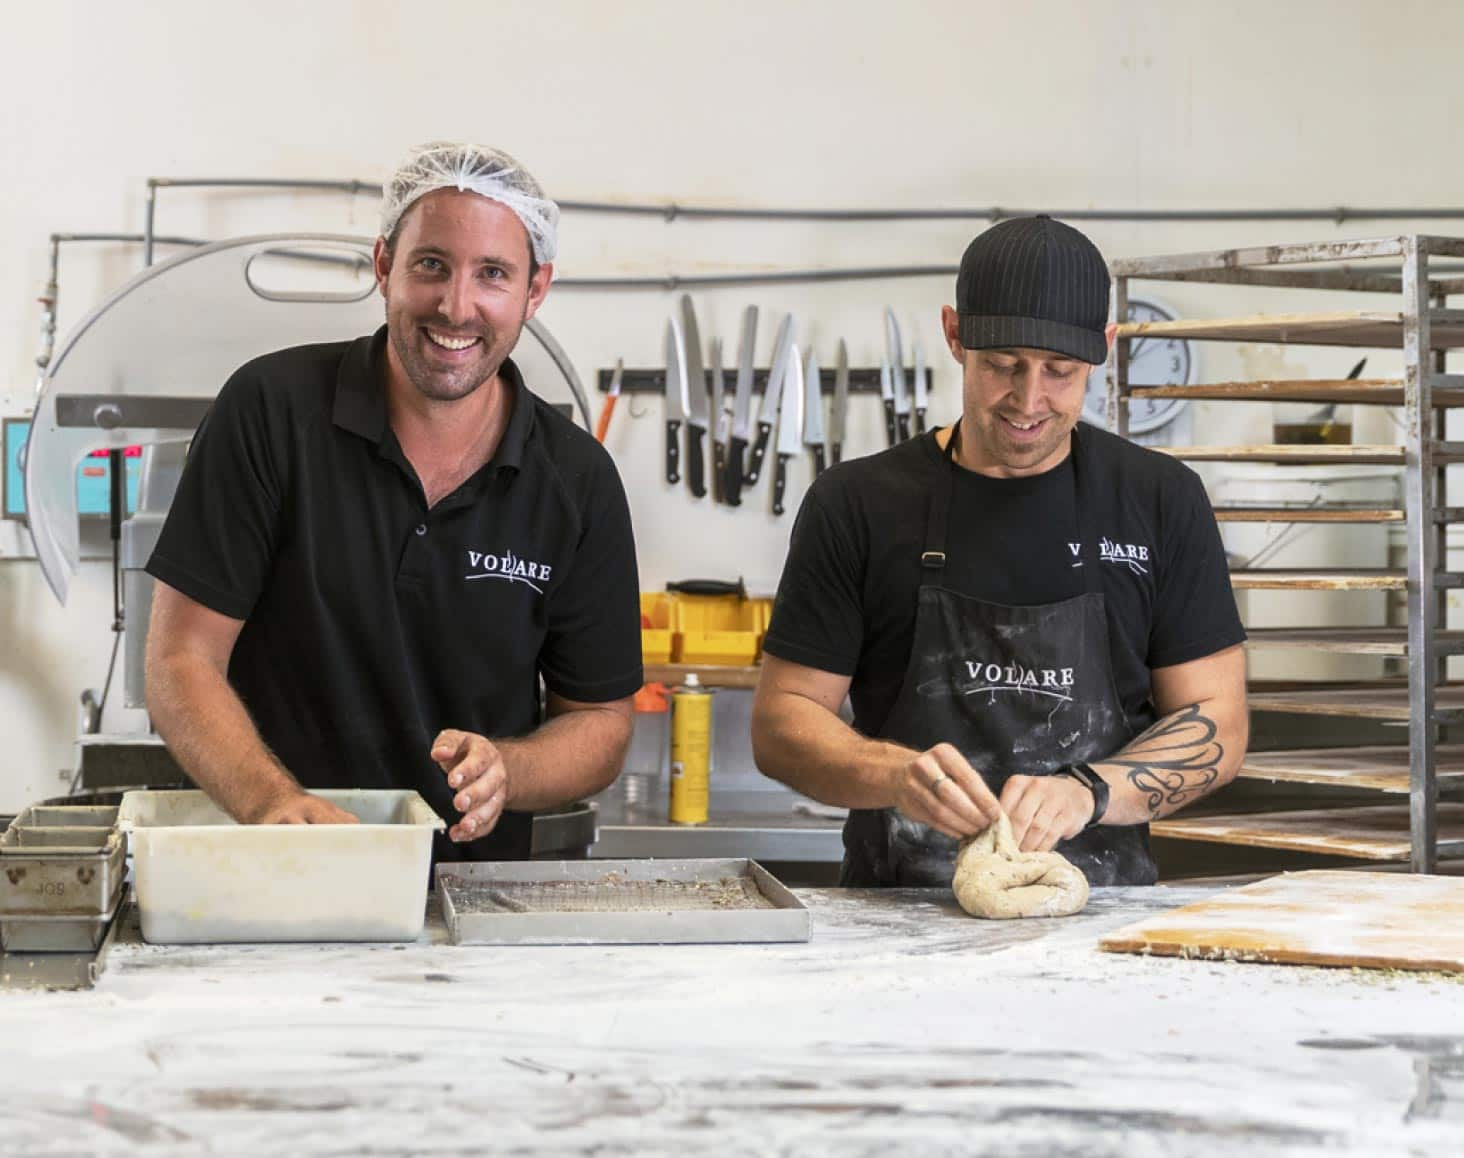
[147,328,643,860]
[762,424,1245,740]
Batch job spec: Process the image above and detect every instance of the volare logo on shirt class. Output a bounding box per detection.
[1067,538,1151,575]
[465,548,552,594]
[962,660,1075,704]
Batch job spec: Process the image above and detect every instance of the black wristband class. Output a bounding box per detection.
[1053,762,1109,830]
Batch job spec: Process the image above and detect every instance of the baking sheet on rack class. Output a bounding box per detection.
[437,858,810,946]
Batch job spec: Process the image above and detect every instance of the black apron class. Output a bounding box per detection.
[841,423,1159,887]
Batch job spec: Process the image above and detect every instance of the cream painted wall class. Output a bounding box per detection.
[1,0,1461,808]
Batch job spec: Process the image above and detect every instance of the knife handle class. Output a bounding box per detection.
[666,419,682,484]
[896,413,911,442]
[711,440,727,504]
[882,400,897,447]
[830,441,842,466]
[687,426,707,499]
[811,445,826,477]
[746,422,772,485]
[725,435,747,506]
[915,409,927,436]
[772,453,789,516]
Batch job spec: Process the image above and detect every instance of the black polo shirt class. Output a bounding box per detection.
[147,326,643,861]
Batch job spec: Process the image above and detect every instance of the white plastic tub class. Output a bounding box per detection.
[117,789,444,944]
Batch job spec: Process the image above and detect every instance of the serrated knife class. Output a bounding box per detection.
[724,305,758,506]
[681,295,709,499]
[773,342,804,517]
[746,313,795,486]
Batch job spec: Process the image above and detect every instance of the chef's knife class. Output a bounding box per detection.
[913,334,929,435]
[746,313,795,487]
[773,343,804,517]
[663,318,687,484]
[725,305,758,506]
[830,339,849,465]
[886,307,910,441]
[681,295,709,499]
[709,337,727,504]
[803,346,827,477]
[879,360,897,446]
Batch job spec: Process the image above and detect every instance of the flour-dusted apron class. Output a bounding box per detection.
[841,424,1159,887]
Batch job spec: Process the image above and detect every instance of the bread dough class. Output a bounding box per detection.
[952,813,1089,919]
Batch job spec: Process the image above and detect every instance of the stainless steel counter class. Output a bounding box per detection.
[590,785,845,862]
[5,885,1462,1155]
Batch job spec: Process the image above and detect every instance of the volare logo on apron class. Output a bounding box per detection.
[841,424,1159,889]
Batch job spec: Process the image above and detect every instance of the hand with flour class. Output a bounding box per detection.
[889,742,1003,840]
[952,813,1089,919]
[433,728,511,842]
[998,773,1097,852]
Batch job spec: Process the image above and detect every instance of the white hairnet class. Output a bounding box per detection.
[380,142,559,265]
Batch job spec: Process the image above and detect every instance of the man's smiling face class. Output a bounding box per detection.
[955,345,1092,477]
[374,188,551,404]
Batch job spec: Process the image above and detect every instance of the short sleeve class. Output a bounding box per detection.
[1148,467,1247,668]
[761,483,867,676]
[145,368,286,620]
[537,454,644,702]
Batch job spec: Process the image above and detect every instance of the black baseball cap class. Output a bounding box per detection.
[956,215,1110,364]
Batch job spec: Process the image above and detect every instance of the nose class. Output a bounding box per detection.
[438,272,474,326]
[1008,366,1045,414]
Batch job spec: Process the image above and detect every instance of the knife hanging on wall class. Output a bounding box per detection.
[879,359,897,446]
[913,334,929,435]
[681,295,709,499]
[746,313,795,487]
[709,337,728,504]
[829,339,849,465]
[663,318,687,484]
[885,308,910,441]
[803,346,827,478]
[725,305,758,506]
[773,343,805,517]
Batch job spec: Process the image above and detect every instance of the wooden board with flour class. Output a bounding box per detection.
[1099,870,1464,972]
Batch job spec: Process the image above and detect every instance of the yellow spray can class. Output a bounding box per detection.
[669,674,712,825]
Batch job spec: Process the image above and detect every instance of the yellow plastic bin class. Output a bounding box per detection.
[672,594,762,666]
[640,593,674,665]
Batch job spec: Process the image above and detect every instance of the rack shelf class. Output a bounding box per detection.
[1134,379,1464,407]
[1214,507,1404,524]
[1237,745,1464,793]
[1246,685,1464,723]
[1116,309,1464,349]
[1244,627,1464,655]
[1151,804,1464,861]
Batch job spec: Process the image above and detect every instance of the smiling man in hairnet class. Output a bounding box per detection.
[144,143,643,861]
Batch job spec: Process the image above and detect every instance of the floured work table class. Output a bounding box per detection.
[4,885,1463,1156]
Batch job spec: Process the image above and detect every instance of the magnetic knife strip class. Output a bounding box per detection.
[599,367,932,394]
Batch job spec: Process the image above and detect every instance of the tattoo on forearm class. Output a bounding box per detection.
[1104,704,1225,817]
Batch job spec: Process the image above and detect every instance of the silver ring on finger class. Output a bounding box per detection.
[929,775,949,791]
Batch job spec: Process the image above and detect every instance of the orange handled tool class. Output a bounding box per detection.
[595,358,623,443]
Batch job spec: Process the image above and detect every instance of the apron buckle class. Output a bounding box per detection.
[920,550,946,569]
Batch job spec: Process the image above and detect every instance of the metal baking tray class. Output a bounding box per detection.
[0,807,127,916]
[436,858,810,946]
[118,789,443,944]
[0,895,121,952]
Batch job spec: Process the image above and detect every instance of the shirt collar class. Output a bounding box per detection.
[333,325,535,473]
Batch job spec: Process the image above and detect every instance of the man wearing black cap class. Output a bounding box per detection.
[751,216,1247,887]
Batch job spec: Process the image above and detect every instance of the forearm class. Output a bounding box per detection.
[1091,699,1249,826]
[495,703,632,811]
[146,651,300,822]
[751,691,907,809]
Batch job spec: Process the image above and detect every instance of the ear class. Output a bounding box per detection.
[372,236,392,298]
[524,261,554,320]
[940,305,966,364]
[1104,321,1118,353]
